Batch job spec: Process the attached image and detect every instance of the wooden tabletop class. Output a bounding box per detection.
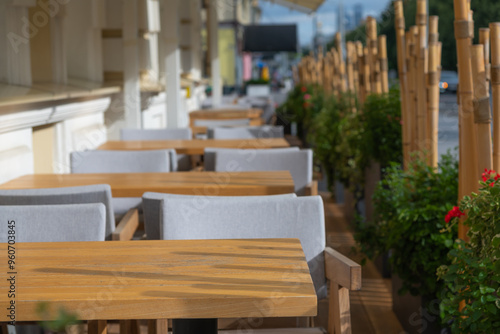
[97,138,290,154]
[1,239,317,321]
[0,171,295,197]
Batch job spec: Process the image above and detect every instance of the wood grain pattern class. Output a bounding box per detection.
[97,139,290,155]
[0,171,295,197]
[0,239,317,321]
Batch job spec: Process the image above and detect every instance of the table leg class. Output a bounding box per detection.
[171,319,217,334]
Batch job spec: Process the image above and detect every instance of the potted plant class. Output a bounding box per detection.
[355,152,459,334]
[438,169,500,333]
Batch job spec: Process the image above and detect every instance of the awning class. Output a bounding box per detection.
[264,0,325,14]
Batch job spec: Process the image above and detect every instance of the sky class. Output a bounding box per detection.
[259,0,390,46]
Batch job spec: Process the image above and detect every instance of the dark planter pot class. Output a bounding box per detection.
[364,160,381,223]
[392,274,443,334]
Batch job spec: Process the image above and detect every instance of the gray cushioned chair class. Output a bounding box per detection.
[142,192,297,241]
[0,203,106,242]
[70,149,171,223]
[0,185,137,241]
[142,194,361,333]
[120,128,191,171]
[207,126,284,140]
[0,203,107,334]
[203,147,300,172]
[212,148,316,196]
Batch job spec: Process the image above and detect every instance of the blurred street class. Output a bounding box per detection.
[438,93,459,160]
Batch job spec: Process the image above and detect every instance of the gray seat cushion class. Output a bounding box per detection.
[0,185,115,240]
[204,147,300,172]
[214,149,313,195]
[207,126,284,139]
[144,194,327,298]
[0,204,106,242]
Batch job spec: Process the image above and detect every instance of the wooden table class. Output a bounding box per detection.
[0,171,295,197]
[1,239,317,333]
[189,108,263,124]
[97,138,290,155]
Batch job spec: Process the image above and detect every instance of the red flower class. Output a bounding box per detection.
[445,206,465,224]
[481,168,498,186]
[303,102,309,108]
[301,86,307,93]
[304,94,311,100]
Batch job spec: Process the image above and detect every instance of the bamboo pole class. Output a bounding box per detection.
[394,0,410,167]
[346,42,355,93]
[471,44,493,173]
[366,17,382,94]
[378,35,389,94]
[352,42,360,98]
[429,16,439,44]
[491,23,500,171]
[336,33,347,93]
[363,46,372,98]
[427,42,441,168]
[410,26,420,153]
[416,0,428,156]
[356,42,366,103]
[479,28,491,92]
[454,0,478,240]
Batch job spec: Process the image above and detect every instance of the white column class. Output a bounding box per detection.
[5,4,33,86]
[208,0,221,106]
[146,0,160,82]
[162,0,182,128]
[123,0,142,128]
[190,0,202,80]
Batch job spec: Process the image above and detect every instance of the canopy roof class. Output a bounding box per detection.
[265,0,325,14]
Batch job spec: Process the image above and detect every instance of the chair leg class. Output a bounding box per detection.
[88,320,107,334]
[147,320,168,334]
[328,281,352,334]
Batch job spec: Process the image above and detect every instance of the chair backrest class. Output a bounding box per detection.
[193,119,251,127]
[142,192,297,241]
[120,128,192,141]
[119,130,188,171]
[71,150,171,173]
[144,194,326,297]
[214,149,313,195]
[207,126,284,140]
[0,185,115,239]
[203,147,300,172]
[0,203,106,242]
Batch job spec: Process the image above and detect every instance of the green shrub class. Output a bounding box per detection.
[438,169,500,333]
[355,152,458,301]
[308,92,357,192]
[358,88,403,168]
[276,84,324,141]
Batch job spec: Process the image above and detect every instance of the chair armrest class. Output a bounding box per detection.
[324,246,362,291]
[112,208,139,241]
[304,181,318,196]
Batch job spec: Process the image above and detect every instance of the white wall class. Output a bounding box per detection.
[0,128,34,184]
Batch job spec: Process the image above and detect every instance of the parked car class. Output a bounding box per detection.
[439,70,459,93]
